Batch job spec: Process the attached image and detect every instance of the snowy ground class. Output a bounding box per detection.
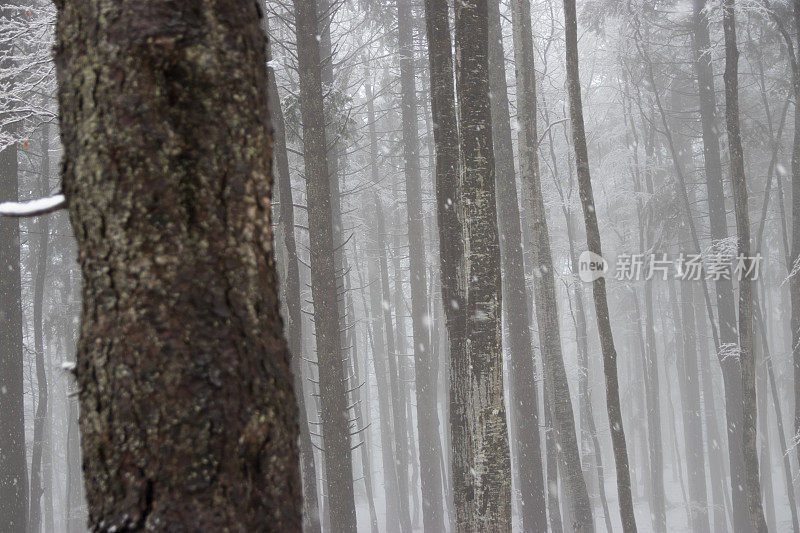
[353,463,796,532]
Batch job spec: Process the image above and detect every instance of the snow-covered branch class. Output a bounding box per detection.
[0,193,64,217]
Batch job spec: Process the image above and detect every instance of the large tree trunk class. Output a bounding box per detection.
[487,3,547,530]
[0,3,28,529]
[452,0,513,528]
[54,1,301,529]
[721,2,767,530]
[562,0,636,530]
[691,3,748,529]
[395,1,446,528]
[292,0,357,529]
[266,29,320,533]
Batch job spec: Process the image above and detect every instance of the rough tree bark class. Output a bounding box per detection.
[54,1,301,529]
[395,0,446,528]
[487,3,547,530]
[721,1,767,530]
[0,2,28,530]
[421,1,467,530]
[292,0,357,529]
[453,0,513,528]
[562,0,637,530]
[266,26,321,532]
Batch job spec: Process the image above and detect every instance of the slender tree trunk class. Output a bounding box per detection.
[394,1,445,528]
[545,380,565,533]
[453,0,512,527]
[754,298,800,533]
[29,123,52,533]
[512,1,594,528]
[721,2,767,529]
[0,3,28,528]
[789,0,800,481]
[755,335,776,533]
[345,285,379,533]
[364,73,405,533]
[365,195,403,533]
[55,2,301,528]
[487,3,547,530]
[40,166,54,533]
[667,88,710,533]
[695,288,731,533]
[266,32,320,532]
[292,0,357,529]
[678,280,711,533]
[375,196,413,531]
[562,0,636,530]
[560,146,613,533]
[637,104,666,533]
[421,0,468,529]
[692,4,749,529]
[62,267,85,533]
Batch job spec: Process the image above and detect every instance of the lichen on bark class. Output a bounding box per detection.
[55,1,301,530]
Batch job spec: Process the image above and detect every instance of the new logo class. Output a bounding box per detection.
[579,251,608,282]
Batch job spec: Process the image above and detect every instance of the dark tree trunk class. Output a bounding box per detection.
[266,29,320,533]
[395,0,446,528]
[421,1,466,530]
[54,1,301,529]
[0,3,28,529]
[559,122,613,533]
[487,3,547,530]
[721,2,767,530]
[292,0,357,529]
[562,0,636,530]
[691,3,749,529]
[453,0,513,527]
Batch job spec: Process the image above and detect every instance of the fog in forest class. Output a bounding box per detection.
[1,0,800,532]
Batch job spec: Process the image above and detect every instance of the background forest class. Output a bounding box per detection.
[1,0,799,531]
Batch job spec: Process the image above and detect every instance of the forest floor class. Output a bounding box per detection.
[353,463,797,532]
